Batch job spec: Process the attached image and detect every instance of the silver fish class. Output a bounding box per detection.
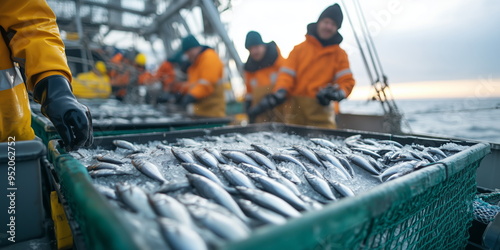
[176,138,202,147]
[188,205,250,242]
[95,155,124,165]
[156,181,191,193]
[271,153,306,171]
[249,173,308,211]
[315,152,351,179]
[310,138,338,149]
[171,147,197,164]
[156,144,171,151]
[277,166,302,184]
[88,169,132,177]
[378,140,403,148]
[193,150,219,169]
[236,186,301,218]
[239,163,268,176]
[186,174,247,222]
[148,193,195,228]
[367,157,384,172]
[246,151,276,170]
[379,160,419,182]
[204,148,228,164]
[298,195,323,211]
[93,184,117,199]
[237,199,287,226]
[321,160,350,181]
[251,144,274,156]
[328,180,355,197]
[304,172,337,201]
[267,170,301,196]
[158,217,207,250]
[181,163,225,187]
[113,140,141,152]
[427,147,447,159]
[132,159,167,183]
[347,154,380,176]
[351,147,382,159]
[293,145,322,166]
[234,134,251,144]
[115,183,156,218]
[87,162,120,171]
[219,164,256,189]
[221,151,259,166]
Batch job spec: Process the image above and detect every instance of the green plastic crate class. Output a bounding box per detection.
[47,123,491,249]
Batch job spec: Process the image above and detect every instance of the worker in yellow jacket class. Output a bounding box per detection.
[72,61,111,99]
[178,35,225,117]
[244,31,286,123]
[248,4,355,128]
[0,0,93,150]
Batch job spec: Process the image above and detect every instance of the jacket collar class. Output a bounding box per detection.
[306,22,343,47]
[244,41,279,72]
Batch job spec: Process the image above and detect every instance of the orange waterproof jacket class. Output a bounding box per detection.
[244,42,285,97]
[1,0,72,141]
[274,34,355,98]
[156,61,176,91]
[186,47,223,99]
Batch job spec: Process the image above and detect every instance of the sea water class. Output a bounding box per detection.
[340,97,500,144]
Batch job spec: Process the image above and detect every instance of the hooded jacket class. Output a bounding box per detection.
[274,23,355,98]
[1,0,72,141]
[244,42,285,97]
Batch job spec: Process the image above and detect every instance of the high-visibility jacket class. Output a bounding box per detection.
[0,0,72,141]
[274,34,355,98]
[185,47,225,118]
[244,42,286,123]
[138,70,156,86]
[156,61,176,91]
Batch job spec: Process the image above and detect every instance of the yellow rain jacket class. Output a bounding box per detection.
[72,71,111,99]
[0,0,72,141]
[185,47,225,118]
[244,42,286,123]
[275,24,355,128]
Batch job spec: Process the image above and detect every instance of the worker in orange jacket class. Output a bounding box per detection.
[248,4,355,128]
[0,0,92,150]
[135,53,156,86]
[177,35,225,117]
[244,31,286,123]
[155,60,176,92]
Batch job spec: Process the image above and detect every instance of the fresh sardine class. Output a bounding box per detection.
[347,154,380,176]
[237,199,287,225]
[221,151,259,166]
[204,147,228,164]
[251,144,274,156]
[267,170,301,196]
[186,174,247,222]
[93,183,117,199]
[271,153,306,171]
[310,138,338,149]
[188,205,250,242]
[246,151,276,170]
[115,183,156,218]
[298,195,323,211]
[158,217,207,250]
[239,163,268,176]
[88,169,132,177]
[315,152,351,180]
[87,162,120,171]
[95,155,124,165]
[193,150,219,169]
[304,172,337,201]
[236,187,301,218]
[249,173,308,211]
[148,193,195,227]
[132,159,167,183]
[219,164,256,189]
[171,147,197,164]
[181,163,225,187]
[277,166,302,184]
[328,180,355,197]
[113,140,141,153]
[293,145,322,166]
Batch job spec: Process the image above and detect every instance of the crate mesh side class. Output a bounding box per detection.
[313,161,478,249]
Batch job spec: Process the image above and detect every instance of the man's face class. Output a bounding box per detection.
[185,47,200,62]
[248,44,266,62]
[317,18,338,40]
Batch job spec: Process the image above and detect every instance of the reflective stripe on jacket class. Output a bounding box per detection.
[1,0,73,141]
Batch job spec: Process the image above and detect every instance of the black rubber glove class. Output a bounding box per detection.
[33,75,93,151]
[316,84,346,106]
[247,89,287,119]
[180,94,197,108]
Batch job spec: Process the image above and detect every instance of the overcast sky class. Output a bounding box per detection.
[225,0,500,86]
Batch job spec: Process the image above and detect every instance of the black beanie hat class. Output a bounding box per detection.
[245,31,265,49]
[318,4,343,28]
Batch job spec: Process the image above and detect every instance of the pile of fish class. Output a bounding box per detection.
[31,99,187,126]
[73,132,467,249]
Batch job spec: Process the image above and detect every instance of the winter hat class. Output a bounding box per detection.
[317,4,343,28]
[181,35,200,52]
[245,31,265,49]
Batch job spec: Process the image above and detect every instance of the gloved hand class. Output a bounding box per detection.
[316,84,346,106]
[33,75,93,151]
[247,89,287,119]
[180,94,197,108]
